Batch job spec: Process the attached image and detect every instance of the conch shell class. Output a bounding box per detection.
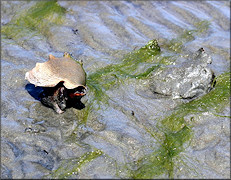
[25,52,86,89]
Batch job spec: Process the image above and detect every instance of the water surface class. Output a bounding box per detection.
[1,1,230,179]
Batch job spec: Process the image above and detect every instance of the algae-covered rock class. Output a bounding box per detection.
[150,48,215,99]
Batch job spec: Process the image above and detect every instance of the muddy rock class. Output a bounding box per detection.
[150,48,215,99]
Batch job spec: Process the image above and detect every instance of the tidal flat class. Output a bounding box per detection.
[1,1,230,179]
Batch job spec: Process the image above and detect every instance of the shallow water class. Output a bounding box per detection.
[1,1,230,179]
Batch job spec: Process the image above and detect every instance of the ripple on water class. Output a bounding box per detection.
[1,1,230,179]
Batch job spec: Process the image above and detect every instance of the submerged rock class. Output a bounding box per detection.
[150,48,215,99]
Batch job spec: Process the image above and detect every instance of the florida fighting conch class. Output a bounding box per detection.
[25,52,87,114]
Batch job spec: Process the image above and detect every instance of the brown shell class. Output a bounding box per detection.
[25,53,86,89]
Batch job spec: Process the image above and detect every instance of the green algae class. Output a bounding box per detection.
[194,20,210,34]
[86,39,167,106]
[162,20,211,53]
[131,126,192,179]
[129,72,230,179]
[128,22,229,179]
[86,20,211,106]
[74,105,92,126]
[49,149,103,179]
[1,1,66,41]
[77,20,224,178]
[162,72,230,132]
